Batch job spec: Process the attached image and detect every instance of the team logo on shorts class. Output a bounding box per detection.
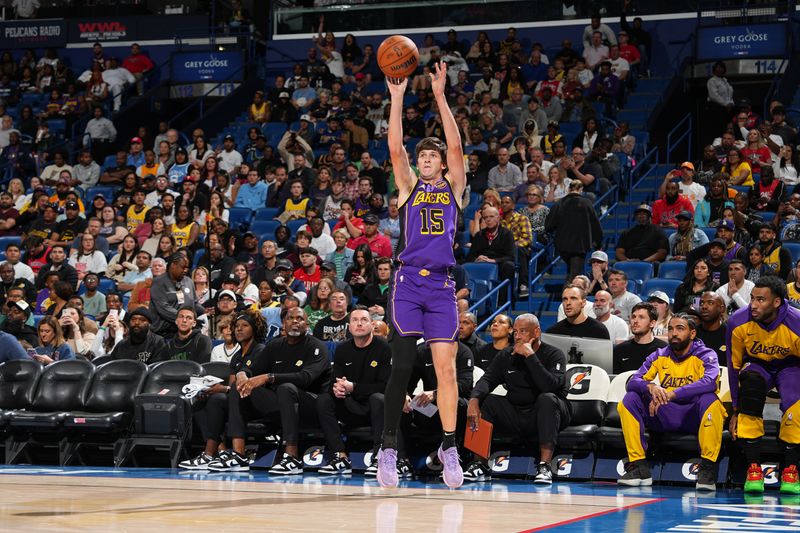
[303,446,325,467]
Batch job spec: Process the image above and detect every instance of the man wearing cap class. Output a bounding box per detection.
[347,213,392,258]
[149,254,195,338]
[127,137,146,168]
[616,204,668,263]
[212,289,240,339]
[757,223,793,279]
[688,221,746,270]
[73,150,101,190]
[668,210,709,261]
[1,299,38,348]
[613,302,667,373]
[587,251,610,296]
[660,163,706,209]
[51,201,87,244]
[695,291,727,366]
[272,258,308,306]
[109,307,166,363]
[49,172,85,211]
[217,135,243,175]
[26,203,59,245]
[155,305,212,363]
[652,181,695,229]
[319,260,352,299]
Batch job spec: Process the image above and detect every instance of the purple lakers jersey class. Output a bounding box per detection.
[396,178,458,271]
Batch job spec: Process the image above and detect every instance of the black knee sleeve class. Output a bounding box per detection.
[739,372,767,418]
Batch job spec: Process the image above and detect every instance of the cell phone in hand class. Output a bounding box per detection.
[26,348,37,359]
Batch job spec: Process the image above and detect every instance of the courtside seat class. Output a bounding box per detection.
[597,371,637,448]
[0,359,43,426]
[558,364,610,448]
[7,360,94,430]
[141,360,203,395]
[201,361,230,381]
[63,360,148,432]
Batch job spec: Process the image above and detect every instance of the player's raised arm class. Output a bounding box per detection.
[430,61,465,202]
[387,77,414,198]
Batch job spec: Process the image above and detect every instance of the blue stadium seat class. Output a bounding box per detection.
[193,248,206,268]
[262,123,288,138]
[465,263,499,316]
[641,279,682,301]
[0,236,22,252]
[47,119,67,137]
[614,261,654,285]
[287,219,306,236]
[86,186,115,202]
[252,220,280,237]
[784,242,800,264]
[658,261,687,280]
[700,227,717,242]
[227,208,252,229]
[98,278,116,295]
[254,207,279,221]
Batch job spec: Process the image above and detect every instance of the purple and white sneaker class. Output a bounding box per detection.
[438,445,463,489]
[376,448,398,488]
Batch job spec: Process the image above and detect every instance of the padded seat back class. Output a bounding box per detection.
[0,360,43,409]
[31,360,94,412]
[141,360,203,396]
[202,361,231,381]
[565,364,610,426]
[85,360,148,412]
[602,370,637,428]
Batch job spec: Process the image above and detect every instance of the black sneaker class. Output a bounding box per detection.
[533,462,553,485]
[397,457,414,479]
[269,453,304,475]
[318,455,352,475]
[365,453,378,477]
[179,452,214,470]
[463,461,491,482]
[207,450,250,472]
[696,460,717,491]
[618,460,652,487]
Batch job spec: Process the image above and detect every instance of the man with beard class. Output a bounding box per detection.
[466,314,570,485]
[757,223,793,279]
[618,314,724,491]
[51,201,87,244]
[613,302,667,373]
[727,276,800,493]
[1,299,38,348]
[459,311,487,360]
[155,305,212,363]
[594,290,631,344]
[668,210,709,261]
[0,262,35,306]
[0,191,19,236]
[149,254,195,338]
[547,285,610,340]
[315,307,392,475]
[209,244,235,289]
[652,181,695,229]
[695,291,728,366]
[109,307,166,363]
[26,202,59,245]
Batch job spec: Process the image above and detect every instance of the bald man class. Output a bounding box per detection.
[696,291,728,366]
[466,205,517,304]
[459,311,487,359]
[594,290,631,344]
[466,314,571,485]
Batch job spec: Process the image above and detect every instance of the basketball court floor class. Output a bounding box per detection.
[0,466,796,532]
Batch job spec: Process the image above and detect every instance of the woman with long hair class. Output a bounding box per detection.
[98,205,127,246]
[192,266,215,307]
[106,234,139,282]
[156,234,177,261]
[303,277,335,330]
[544,165,572,202]
[190,135,212,169]
[740,128,772,175]
[33,316,75,364]
[202,156,219,186]
[141,217,168,257]
[776,144,800,187]
[171,203,199,249]
[208,191,229,224]
[649,293,673,340]
[673,259,719,313]
[340,33,361,64]
[722,148,754,186]
[89,312,127,359]
[746,244,772,283]
[69,233,108,280]
[311,166,333,205]
[233,262,259,306]
[212,172,235,207]
[87,193,107,220]
[7,178,28,211]
[344,244,374,298]
[695,174,732,228]
[59,305,96,359]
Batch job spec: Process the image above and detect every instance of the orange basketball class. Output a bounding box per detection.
[377,35,420,79]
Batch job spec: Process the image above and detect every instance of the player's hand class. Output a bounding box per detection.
[467,398,481,432]
[386,77,408,99]
[402,394,413,413]
[414,391,435,407]
[429,61,448,98]
[729,415,738,440]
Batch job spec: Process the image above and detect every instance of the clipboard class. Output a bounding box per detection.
[464,419,493,460]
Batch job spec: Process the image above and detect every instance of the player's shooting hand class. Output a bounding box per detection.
[467,398,481,432]
[386,77,408,98]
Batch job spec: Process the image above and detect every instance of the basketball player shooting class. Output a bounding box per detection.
[377,61,467,489]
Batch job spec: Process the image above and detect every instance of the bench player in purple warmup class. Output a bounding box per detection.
[377,61,466,489]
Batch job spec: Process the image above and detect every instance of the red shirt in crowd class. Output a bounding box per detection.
[651,195,695,228]
[347,233,393,258]
[122,53,154,74]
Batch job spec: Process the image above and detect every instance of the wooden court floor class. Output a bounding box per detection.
[0,472,659,532]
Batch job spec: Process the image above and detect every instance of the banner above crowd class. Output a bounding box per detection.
[696,23,787,61]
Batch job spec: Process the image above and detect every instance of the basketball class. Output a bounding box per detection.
[377,35,419,79]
